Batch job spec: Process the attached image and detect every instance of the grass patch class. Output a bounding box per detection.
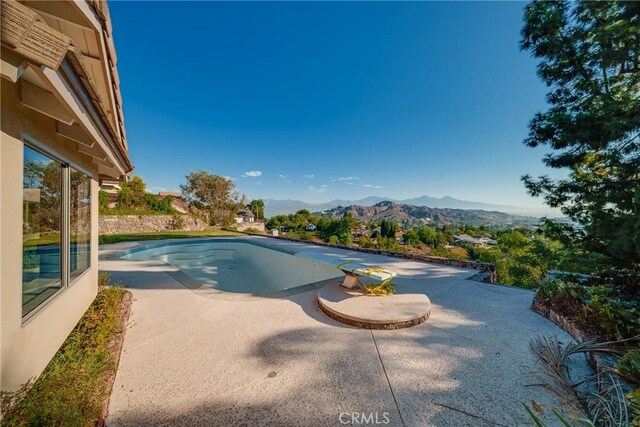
[1,286,130,426]
[99,228,242,245]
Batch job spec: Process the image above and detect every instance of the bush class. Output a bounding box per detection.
[167,214,186,230]
[429,246,468,260]
[475,248,501,263]
[403,229,420,247]
[1,287,128,426]
[98,271,110,289]
[337,232,353,246]
[116,187,132,207]
[145,194,174,214]
[377,237,399,251]
[617,350,640,384]
[587,268,640,302]
[587,296,640,341]
[627,389,640,425]
[328,235,340,245]
[299,232,315,242]
[98,190,109,210]
[534,278,640,341]
[358,236,376,249]
[22,248,39,270]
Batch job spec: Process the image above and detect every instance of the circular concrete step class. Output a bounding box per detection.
[317,281,431,330]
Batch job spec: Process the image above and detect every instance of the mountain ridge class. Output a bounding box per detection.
[320,201,539,228]
[263,195,553,217]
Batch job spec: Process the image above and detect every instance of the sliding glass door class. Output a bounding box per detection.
[22,146,63,316]
[22,142,92,317]
[70,168,91,279]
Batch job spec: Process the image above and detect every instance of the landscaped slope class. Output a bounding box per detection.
[321,201,538,227]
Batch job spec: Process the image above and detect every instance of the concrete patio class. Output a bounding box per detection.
[101,236,570,426]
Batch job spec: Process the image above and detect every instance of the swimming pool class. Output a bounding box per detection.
[118,239,342,294]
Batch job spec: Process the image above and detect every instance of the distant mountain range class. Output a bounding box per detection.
[320,201,539,228]
[263,195,556,218]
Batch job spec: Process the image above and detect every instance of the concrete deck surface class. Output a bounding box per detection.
[102,236,570,426]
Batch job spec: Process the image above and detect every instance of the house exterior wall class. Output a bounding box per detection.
[0,77,100,391]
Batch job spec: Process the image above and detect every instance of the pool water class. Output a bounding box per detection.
[118,239,341,294]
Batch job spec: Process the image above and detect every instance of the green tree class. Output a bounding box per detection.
[121,176,146,200]
[181,170,242,226]
[378,237,400,251]
[521,1,640,266]
[418,227,439,247]
[23,160,45,188]
[340,213,359,234]
[98,190,109,210]
[116,186,133,208]
[380,219,399,239]
[247,199,265,220]
[403,229,421,247]
[492,230,560,287]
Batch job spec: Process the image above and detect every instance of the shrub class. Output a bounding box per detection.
[475,248,501,263]
[167,214,186,230]
[98,190,109,209]
[22,248,39,270]
[338,232,353,246]
[358,236,376,249]
[145,195,174,214]
[1,287,128,426]
[587,297,640,341]
[587,268,640,302]
[627,389,640,425]
[98,271,110,289]
[617,350,640,384]
[328,235,340,245]
[403,229,420,247]
[116,187,132,207]
[299,232,315,242]
[377,237,399,251]
[534,278,640,341]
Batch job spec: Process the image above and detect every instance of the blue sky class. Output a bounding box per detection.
[110,1,559,208]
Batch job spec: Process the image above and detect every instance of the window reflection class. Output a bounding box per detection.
[70,168,91,279]
[23,146,62,316]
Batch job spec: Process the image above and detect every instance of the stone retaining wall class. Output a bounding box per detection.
[236,222,265,232]
[99,215,208,234]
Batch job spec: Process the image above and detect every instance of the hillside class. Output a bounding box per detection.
[264,195,557,217]
[319,201,539,228]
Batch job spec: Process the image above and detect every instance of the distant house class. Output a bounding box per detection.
[453,234,497,248]
[235,210,255,224]
[305,223,317,231]
[158,191,181,198]
[354,225,368,238]
[100,179,122,194]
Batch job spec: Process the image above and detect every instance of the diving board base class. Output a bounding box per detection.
[317,281,431,330]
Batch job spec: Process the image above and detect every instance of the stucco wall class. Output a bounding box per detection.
[99,215,209,234]
[1,77,100,391]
